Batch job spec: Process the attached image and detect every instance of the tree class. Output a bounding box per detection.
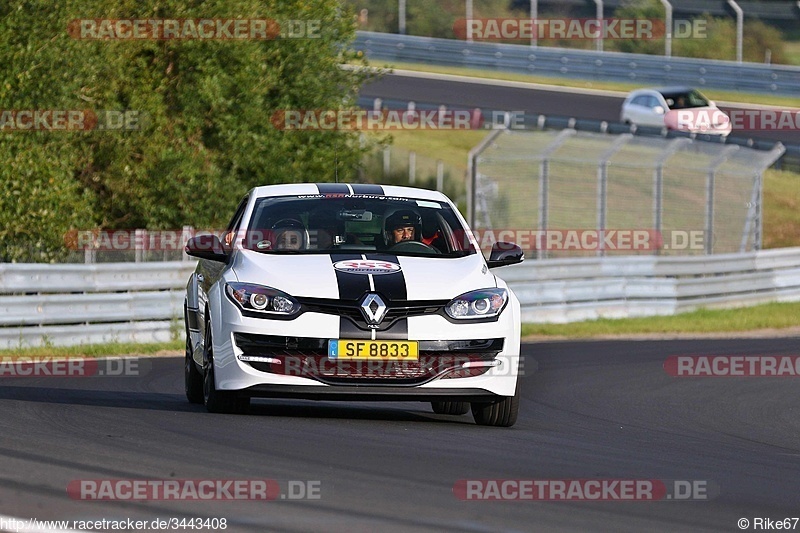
[0,0,372,262]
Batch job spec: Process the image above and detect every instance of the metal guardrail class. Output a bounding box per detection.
[354,31,800,96]
[500,247,800,323]
[2,250,800,346]
[358,96,800,171]
[0,262,196,349]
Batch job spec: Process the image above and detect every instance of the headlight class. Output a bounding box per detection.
[225,282,300,316]
[445,288,507,320]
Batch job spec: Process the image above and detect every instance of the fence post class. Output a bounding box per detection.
[408,151,416,184]
[538,129,577,259]
[706,145,740,254]
[467,128,505,228]
[596,134,632,256]
[181,226,194,262]
[135,229,145,263]
[436,160,444,191]
[653,138,691,255]
[383,146,391,177]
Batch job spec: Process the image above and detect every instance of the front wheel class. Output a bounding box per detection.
[471,388,520,427]
[203,329,249,414]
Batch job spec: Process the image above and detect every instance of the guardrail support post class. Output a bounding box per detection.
[530,0,538,47]
[398,0,406,35]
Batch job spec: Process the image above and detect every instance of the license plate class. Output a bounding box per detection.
[328,340,419,361]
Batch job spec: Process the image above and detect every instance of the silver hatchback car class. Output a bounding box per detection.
[620,86,731,136]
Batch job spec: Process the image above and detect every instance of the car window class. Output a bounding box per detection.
[663,90,710,109]
[243,194,477,257]
[630,95,649,107]
[223,195,249,249]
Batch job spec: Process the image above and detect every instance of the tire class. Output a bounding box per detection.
[471,388,520,427]
[431,401,470,415]
[202,327,249,414]
[184,335,204,404]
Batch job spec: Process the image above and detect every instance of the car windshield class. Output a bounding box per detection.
[242,194,477,257]
[663,89,710,110]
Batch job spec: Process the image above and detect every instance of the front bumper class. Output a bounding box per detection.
[209,290,521,398]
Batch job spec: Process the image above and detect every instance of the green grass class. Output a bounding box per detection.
[521,301,800,338]
[367,60,800,108]
[785,41,800,66]
[0,340,183,358]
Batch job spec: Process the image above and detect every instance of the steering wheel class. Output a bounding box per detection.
[388,240,441,254]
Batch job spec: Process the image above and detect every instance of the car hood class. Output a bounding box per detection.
[231,249,496,301]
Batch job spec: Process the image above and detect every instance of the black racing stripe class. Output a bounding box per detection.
[330,253,371,340]
[374,319,408,340]
[365,253,407,302]
[350,183,384,195]
[316,183,350,194]
[329,253,372,301]
[339,318,370,340]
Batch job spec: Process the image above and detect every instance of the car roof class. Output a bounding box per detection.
[248,183,451,202]
[631,86,695,96]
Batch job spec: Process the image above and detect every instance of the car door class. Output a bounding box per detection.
[625,95,653,125]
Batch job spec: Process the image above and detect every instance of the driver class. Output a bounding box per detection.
[271,218,307,250]
[385,209,422,246]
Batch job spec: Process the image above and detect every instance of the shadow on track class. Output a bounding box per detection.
[0,384,476,424]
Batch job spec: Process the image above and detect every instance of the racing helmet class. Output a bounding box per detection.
[271,217,308,250]
[384,209,422,246]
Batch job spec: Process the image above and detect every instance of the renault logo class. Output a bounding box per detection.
[360,294,388,325]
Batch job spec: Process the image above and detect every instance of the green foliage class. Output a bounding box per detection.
[0,0,372,262]
[609,0,786,63]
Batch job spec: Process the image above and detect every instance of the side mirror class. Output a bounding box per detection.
[487,242,524,268]
[653,106,665,115]
[185,235,228,262]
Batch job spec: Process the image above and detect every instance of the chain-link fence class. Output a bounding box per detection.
[469,128,785,258]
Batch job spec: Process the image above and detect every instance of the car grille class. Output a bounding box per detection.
[297,298,448,330]
[234,333,504,386]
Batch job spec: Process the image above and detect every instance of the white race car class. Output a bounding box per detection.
[184,183,523,426]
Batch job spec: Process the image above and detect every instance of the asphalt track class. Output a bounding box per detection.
[0,338,798,532]
[360,72,800,146]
